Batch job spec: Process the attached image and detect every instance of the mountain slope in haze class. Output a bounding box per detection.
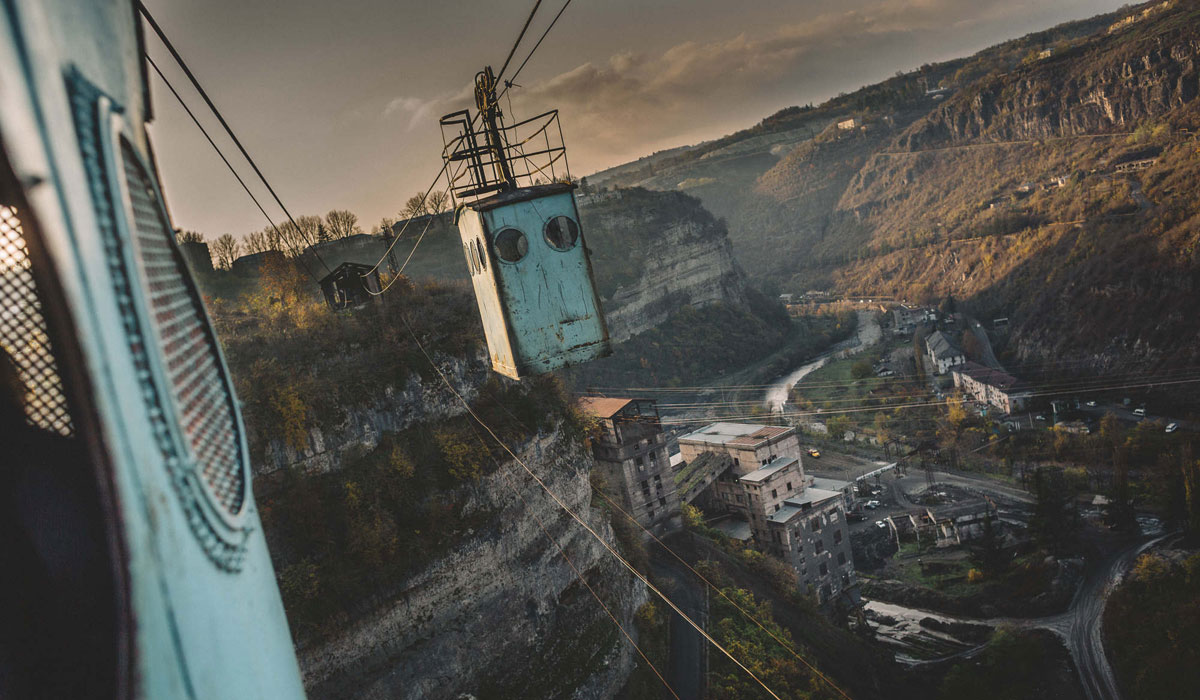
[591,0,1200,374]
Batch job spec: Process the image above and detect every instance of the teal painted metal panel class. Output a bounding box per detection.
[460,186,610,378]
[0,1,306,696]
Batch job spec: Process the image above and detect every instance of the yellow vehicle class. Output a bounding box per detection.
[808,448,821,458]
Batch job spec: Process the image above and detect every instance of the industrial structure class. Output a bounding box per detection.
[579,397,681,534]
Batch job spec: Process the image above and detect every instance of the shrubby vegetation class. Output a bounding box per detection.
[939,628,1081,700]
[1105,552,1200,700]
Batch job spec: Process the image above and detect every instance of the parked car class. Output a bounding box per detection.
[1085,400,1097,407]
[807,448,821,458]
[865,500,881,509]
[1133,407,1146,418]
[1166,423,1179,433]
[875,520,888,529]
[1035,414,1047,421]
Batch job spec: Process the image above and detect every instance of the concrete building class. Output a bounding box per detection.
[579,397,681,535]
[837,117,860,130]
[925,330,966,375]
[677,422,801,473]
[674,422,856,605]
[892,305,936,334]
[231,249,286,277]
[765,480,856,604]
[951,361,1030,414]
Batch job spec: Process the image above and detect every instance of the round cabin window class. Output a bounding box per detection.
[494,227,528,262]
[544,216,579,251]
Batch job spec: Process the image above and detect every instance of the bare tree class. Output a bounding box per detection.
[325,209,362,239]
[426,191,449,218]
[276,221,306,257]
[211,233,240,270]
[176,229,205,244]
[243,230,274,255]
[402,193,428,219]
[295,215,323,246]
[374,217,396,237]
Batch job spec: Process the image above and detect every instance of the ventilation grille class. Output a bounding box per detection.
[0,205,73,436]
[119,142,245,514]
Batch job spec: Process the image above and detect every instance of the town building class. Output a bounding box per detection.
[951,361,1030,414]
[674,422,856,605]
[579,397,681,535]
[764,478,857,604]
[892,305,936,334]
[925,330,966,374]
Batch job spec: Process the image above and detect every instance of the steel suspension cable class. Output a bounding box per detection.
[144,55,323,283]
[496,0,545,82]
[137,1,333,275]
[399,313,788,700]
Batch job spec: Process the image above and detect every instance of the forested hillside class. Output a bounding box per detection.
[592,0,1200,375]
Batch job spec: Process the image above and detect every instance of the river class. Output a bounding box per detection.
[763,309,883,413]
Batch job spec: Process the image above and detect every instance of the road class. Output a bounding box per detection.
[858,466,1170,700]
[967,319,1004,371]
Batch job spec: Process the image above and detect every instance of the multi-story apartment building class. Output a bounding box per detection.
[578,397,681,535]
[764,481,857,604]
[675,421,857,605]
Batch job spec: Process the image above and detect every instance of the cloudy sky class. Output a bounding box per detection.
[144,0,1127,238]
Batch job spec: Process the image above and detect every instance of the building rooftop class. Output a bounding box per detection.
[953,361,1025,392]
[788,487,843,508]
[926,331,963,360]
[738,456,798,484]
[678,422,793,449]
[576,396,633,419]
[809,476,852,493]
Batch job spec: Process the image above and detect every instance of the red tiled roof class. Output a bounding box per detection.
[576,396,633,419]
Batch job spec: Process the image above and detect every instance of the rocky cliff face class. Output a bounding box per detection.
[298,425,644,700]
[579,188,746,342]
[900,13,1200,149]
[249,353,491,477]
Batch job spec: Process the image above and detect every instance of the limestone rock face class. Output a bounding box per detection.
[579,188,747,342]
[900,37,1200,150]
[297,426,645,700]
[250,352,490,477]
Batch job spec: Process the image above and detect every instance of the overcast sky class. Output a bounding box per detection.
[143,0,1127,238]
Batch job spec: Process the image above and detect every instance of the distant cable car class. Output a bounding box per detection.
[439,67,610,379]
[320,261,382,310]
[0,0,304,696]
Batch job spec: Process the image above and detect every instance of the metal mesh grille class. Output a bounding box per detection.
[119,141,245,514]
[0,205,73,436]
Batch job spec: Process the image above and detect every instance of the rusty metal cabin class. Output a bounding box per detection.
[440,67,610,379]
[320,261,381,310]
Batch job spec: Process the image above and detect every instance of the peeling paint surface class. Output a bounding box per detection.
[460,187,610,378]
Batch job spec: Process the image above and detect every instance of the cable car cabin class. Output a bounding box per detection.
[441,68,610,379]
[457,182,609,378]
[320,261,381,310]
[0,0,304,696]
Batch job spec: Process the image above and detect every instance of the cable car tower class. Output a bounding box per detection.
[440,67,610,379]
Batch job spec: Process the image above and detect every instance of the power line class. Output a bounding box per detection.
[462,420,680,700]
[145,56,322,282]
[496,0,545,82]
[137,0,333,276]
[499,0,575,100]
[590,487,854,699]
[399,312,788,700]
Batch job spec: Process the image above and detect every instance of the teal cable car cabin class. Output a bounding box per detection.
[440,68,610,379]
